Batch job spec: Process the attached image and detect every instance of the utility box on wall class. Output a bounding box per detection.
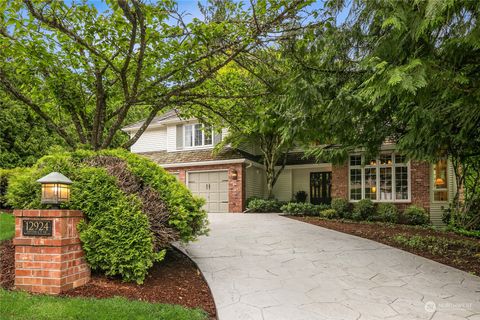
[13,210,90,294]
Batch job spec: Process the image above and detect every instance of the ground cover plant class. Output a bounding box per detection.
[0,289,208,320]
[5,149,208,283]
[288,216,480,275]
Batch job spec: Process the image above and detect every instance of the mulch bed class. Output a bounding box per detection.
[0,240,15,289]
[288,216,480,275]
[64,248,216,319]
[0,245,216,319]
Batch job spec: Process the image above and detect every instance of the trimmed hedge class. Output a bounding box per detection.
[280,202,330,216]
[6,149,208,283]
[246,198,283,213]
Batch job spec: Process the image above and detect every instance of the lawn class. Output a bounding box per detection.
[0,212,14,241]
[0,289,208,320]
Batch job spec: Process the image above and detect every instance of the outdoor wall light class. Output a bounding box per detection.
[231,169,238,180]
[37,172,72,206]
[371,186,377,193]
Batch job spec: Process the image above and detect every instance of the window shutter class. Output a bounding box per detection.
[176,125,183,150]
[213,130,222,145]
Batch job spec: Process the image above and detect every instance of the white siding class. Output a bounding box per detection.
[166,124,177,152]
[292,168,327,203]
[130,128,167,153]
[246,166,266,199]
[272,169,292,201]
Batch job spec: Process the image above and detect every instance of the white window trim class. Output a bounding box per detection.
[183,123,214,150]
[348,153,411,203]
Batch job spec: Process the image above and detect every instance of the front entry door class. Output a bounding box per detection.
[310,172,332,205]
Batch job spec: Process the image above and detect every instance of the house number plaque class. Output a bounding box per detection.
[22,219,53,237]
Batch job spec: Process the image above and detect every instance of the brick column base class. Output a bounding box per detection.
[13,210,90,294]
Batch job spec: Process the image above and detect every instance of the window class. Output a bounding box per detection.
[184,124,214,148]
[433,159,448,202]
[349,153,410,202]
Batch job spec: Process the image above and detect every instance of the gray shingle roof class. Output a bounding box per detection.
[122,109,181,131]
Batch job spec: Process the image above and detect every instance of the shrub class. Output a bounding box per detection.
[246,198,282,213]
[331,198,350,218]
[319,209,337,219]
[246,197,261,208]
[0,168,19,209]
[352,199,375,221]
[403,205,430,225]
[6,149,207,283]
[377,203,399,223]
[293,191,308,203]
[280,202,329,216]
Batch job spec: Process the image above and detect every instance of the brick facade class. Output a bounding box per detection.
[331,160,431,211]
[331,164,348,199]
[165,163,245,213]
[14,210,90,294]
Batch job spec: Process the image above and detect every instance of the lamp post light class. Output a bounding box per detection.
[36,172,72,207]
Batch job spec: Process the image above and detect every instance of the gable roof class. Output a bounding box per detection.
[122,109,182,132]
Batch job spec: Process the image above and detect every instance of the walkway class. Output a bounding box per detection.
[183,213,480,320]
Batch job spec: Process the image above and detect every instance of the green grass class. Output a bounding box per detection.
[0,212,15,241]
[0,289,208,320]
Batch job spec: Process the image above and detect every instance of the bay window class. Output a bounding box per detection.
[184,124,213,148]
[349,153,410,202]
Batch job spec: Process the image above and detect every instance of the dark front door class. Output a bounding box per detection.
[310,172,332,205]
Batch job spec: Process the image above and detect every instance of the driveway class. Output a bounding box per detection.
[182,213,480,320]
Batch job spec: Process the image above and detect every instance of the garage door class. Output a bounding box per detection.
[188,171,228,212]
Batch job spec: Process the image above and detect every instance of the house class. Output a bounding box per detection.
[122,110,456,224]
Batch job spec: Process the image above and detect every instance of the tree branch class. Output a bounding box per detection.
[0,69,77,148]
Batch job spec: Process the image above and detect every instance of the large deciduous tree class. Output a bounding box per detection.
[0,0,311,150]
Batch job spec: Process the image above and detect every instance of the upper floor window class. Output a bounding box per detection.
[433,159,448,202]
[184,124,213,148]
[349,152,410,202]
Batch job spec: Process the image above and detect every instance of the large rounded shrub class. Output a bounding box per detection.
[6,149,208,283]
[352,199,375,221]
[403,205,430,226]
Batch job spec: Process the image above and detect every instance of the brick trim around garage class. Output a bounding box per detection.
[164,163,245,213]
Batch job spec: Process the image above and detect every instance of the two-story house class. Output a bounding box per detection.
[123,110,456,224]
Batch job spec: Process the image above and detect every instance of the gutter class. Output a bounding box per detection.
[160,158,263,169]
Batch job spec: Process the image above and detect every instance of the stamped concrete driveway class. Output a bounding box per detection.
[182,213,480,320]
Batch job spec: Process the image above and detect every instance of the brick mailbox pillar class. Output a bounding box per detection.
[13,210,90,294]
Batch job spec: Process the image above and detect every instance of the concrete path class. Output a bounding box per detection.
[182,213,480,320]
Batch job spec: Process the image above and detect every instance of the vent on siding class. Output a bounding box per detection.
[176,125,183,150]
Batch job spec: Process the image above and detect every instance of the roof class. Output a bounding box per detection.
[122,109,181,132]
[36,172,73,184]
[139,148,259,165]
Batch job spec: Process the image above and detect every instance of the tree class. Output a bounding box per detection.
[0,93,64,168]
[289,0,480,226]
[0,0,312,150]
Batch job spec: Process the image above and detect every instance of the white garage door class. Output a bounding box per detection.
[188,171,228,212]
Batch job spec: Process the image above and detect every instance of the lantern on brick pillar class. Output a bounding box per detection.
[36,172,72,207]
